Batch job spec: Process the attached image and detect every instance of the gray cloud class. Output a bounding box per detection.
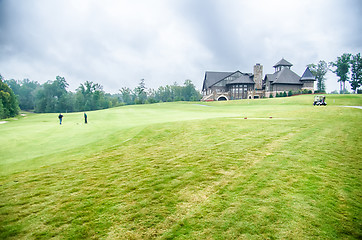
[0,0,361,93]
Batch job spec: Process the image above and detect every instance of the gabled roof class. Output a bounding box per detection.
[266,68,302,85]
[203,71,234,90]
[273,58,293,68]
[227,74,254,84]
[265,74,276,83]
[203,71,255,90]
[300,67,316,81]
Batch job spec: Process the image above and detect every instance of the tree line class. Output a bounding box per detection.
[308,53,361,93]
[4,76,118,113]
[0,75,201,119]
[120,79,202,105]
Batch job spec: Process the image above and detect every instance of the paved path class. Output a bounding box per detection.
[343,106,362,109]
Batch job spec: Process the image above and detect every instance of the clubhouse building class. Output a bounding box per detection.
[202,58,315,101]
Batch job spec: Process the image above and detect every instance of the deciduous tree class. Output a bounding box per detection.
[330,53,351,93]
[182,79,201,101]
[34,76,70,113]
[0,75,19,119]
[119,87,134,105]
[307,60,328,92]
[349,53,362,93]
[76,81,105,111]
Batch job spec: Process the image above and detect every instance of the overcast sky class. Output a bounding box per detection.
[1,0,361,93]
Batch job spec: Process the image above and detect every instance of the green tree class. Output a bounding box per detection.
[156,85,173,102]
[76,81,105,111]
[330,53,351,93]
[34,76,69,113]
[18,79,39,110]
[0,75,19,119]
[349,53,362,93]
[119,87,134,105]
[146,89,157,103]
[307,60,328,92]
[182,80,202,101]
[54,76,69,113]
[0,98,4,118]
[103,93,120,108]
[3,79,21,97]
[172,82,183,101]
[182,80,193,101]
[6,78,40,111]
[134,79,147,104]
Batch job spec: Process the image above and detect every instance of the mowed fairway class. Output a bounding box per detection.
[0,95,361,239]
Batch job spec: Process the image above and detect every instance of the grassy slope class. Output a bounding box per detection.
[0,94,361,239]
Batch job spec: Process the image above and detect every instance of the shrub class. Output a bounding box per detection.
[283,91,287,97]
[315,90,326,94]
[288,90,293,96]
[269,94,273,98]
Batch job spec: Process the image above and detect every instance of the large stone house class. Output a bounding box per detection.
[202,58,315,101]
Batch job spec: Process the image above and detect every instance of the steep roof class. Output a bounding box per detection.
[273,58,293,68]
[227,74,254,84]
[300,67,316,81]
[267,68,302,85]
[265,73,276,83]
[202,71,234,90]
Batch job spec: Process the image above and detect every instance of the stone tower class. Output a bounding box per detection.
[253,63,263,90]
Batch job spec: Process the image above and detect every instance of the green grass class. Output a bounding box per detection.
[0,94,361,239]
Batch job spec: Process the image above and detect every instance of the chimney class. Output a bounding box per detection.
[254,63,263,90]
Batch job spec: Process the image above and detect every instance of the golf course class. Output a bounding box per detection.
[0,94,361,239]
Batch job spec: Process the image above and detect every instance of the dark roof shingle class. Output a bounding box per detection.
[228,74,254,84]
[273,58,293,68]
[267,68,302,85]
[300,67,316,81]
[202,71,234,90]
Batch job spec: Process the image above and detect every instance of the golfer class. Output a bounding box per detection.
[84,112,87,124]
[58,113,63,125]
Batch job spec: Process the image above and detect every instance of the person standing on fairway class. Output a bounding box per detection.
[58,113,63,125]
[84,112,87,124]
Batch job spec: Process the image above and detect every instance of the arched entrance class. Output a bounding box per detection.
[217,95,228,101]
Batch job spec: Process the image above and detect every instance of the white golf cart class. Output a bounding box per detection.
[313,95,327,106]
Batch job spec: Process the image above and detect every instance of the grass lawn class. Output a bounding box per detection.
[0,94,361,239]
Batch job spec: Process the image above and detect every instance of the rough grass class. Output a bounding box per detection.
[0,94,361,239]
